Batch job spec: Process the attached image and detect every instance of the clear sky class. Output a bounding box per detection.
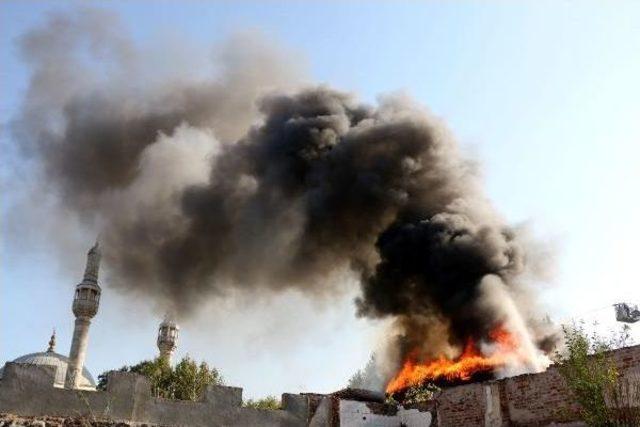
[1,0,639,399]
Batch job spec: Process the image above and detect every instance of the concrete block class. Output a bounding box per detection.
[106,371,151,396]
[0,363,56,388]
[204,384,242,407]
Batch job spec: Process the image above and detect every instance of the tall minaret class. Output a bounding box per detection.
[157,315,179,364]
[64,242,101,389]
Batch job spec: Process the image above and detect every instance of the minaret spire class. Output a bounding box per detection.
[65,241,102,389]
[47,329,56,353]
[83,240,101,284]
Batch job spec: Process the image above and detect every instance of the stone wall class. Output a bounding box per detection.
[436,343,640,426]
[2,344,639,426]
[0,364,435,427]
[0,363,307,427]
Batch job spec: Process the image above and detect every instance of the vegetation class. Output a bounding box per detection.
[554,322,639,426]
[347,368,367,389]
[395,383,440,405]
[400,382,440,405]
[97,356,223,401]
[384,382,440,406]
[347,354,382,390]
[243,395,281,410]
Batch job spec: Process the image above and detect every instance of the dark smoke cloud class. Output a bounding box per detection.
[103,89,488,314]
[12,9,556,381]
[357,215,525,350]
[13,9,303,212]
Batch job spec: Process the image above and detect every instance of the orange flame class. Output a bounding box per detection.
[386,326,521,394]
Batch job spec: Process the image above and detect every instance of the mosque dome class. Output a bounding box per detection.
[0,332,96,389]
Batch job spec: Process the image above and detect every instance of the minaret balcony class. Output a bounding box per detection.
[72,282,101,318]
[72,299,99,318]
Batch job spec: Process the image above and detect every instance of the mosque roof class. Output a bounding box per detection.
[0,331,96,389]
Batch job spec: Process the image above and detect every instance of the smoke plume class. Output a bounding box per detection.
[11,9,557,386]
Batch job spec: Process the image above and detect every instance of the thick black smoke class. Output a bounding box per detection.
[358,215,526,358]
[12,9,556,381]
[103,89,495,315]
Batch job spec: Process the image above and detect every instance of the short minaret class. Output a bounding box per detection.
[157,316,179,364]
[64,242,101,389]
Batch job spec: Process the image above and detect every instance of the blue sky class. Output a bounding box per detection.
[1,1,639,399]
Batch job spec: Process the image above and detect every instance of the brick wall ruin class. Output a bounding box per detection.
[436,344,640,426]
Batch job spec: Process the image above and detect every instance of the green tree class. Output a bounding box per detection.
[347,354,382,390]
[172,356,223,401]
[555,322,639,426]
[97,356,223,401]
[97,359,172,393]
[244,395,281,410]
[347,369,366,389]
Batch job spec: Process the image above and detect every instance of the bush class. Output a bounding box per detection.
[244,395,281,410]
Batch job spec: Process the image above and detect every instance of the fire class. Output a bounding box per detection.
[386,326,522,394]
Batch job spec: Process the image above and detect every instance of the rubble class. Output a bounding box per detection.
[0,413,163,427]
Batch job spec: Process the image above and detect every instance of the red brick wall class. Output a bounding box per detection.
[501,367,581,426]
[615,344,640,373]
[436,344,640,426]
[437,383,486,427]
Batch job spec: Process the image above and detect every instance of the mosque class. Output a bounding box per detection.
[0,243,180,390]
